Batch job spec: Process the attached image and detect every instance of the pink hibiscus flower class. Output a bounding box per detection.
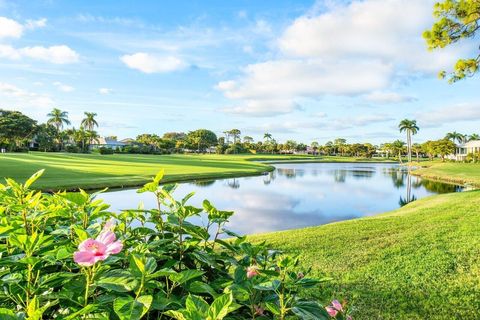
[73,222,123,267]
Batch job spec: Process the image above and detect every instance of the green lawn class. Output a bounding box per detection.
[252,190,480,319]
[412,161,480,187]
[0,152,325,190]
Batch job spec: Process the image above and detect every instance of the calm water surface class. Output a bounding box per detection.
[99,163,462,235]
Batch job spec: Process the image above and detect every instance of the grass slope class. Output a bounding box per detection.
[252,191,480,319]
[412,161,480,187]
[0,152,325,190]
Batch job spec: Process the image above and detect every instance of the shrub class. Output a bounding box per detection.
[0,170,352,319]
[65,145,80,153]
[99,146,114,155]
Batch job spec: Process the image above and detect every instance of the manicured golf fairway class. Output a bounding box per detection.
[0,152,286,190]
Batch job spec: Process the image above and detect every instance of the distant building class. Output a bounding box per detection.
[90,137,128,150]
[454,140,480,161]
[120,138,136,145]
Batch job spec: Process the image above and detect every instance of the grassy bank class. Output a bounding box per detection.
[412,161,480,187]
[0,152,323,190]
[252,190,480,319]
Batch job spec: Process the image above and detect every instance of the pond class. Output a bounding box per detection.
[98,163,463,236]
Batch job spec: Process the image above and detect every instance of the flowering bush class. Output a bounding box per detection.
[0,170,352,319]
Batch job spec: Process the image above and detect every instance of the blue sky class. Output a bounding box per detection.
[0,0,479,144]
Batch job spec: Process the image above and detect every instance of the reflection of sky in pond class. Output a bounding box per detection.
[98,163,463,236]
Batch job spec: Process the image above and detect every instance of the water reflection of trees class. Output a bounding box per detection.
[191,180,216,187]
[386,167,463,206]
[226,178,240,189]
[263,171,276,185]
[331,169,375,183]
[276,168,306,179]
[399,173,416,206]
[420,180,462,193]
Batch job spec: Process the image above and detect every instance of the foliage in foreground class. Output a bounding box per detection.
[0,170,351,319]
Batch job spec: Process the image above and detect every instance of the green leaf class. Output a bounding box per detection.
[163,310,188,320]
[2,272,23,283]
[56,247,72,260]
[114,295,153,320]
[189,281,219,298]
[253,280,281,291]
[96,270,138,292]
[24,169,45,189]
[130,254,157,277]
[0,308,17,320]
[169,269,204,285]
[186,295,209,315]
[291,301,329,320]
[73,226,89,242]
[265,302,281,315]
[154,169,165,183]
[64,304,100,320]
[206,293,233,320]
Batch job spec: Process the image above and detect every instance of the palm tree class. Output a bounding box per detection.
[81,112,99,145]
[398,119,419,163]
[85,130,100,149]
[392,140,406,163]
[47,108,71,150]
[411,143,422,162]
[445,131,466,144]
[81,112,98,131]
[47,108,70,132]
[468,133,480,141]
[263,133,272,141]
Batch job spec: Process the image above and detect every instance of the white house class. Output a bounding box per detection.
[454,140,480,161]
[89,137,128,150]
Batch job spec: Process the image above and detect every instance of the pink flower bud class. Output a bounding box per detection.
[254,305,265,316]
[331,300,343,312]
[326,306,338,317]
[246,265,259,278]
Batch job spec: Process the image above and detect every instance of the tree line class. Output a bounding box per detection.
[1,110,479,162]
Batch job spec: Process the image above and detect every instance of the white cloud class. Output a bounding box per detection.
[364,91,416,104]
[278,0,463,72]
[25,18,47,30]
[0,16,46,38]
[253,19,272,35]
[222,99,301,117]
[20,45,80,64]
[99,88,113,94]
[417,103,480,127]
[0,82,54,107]
[0,44,21,59]
[0,44,80,64]
[217,58,392,116]
[120,52,185,73]
[0,16,23,38]
[216,0,470,117]
[53,81,74,92]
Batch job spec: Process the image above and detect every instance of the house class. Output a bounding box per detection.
[453,140,480,161]
[120,138,136,145]
[89,137,127,150]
